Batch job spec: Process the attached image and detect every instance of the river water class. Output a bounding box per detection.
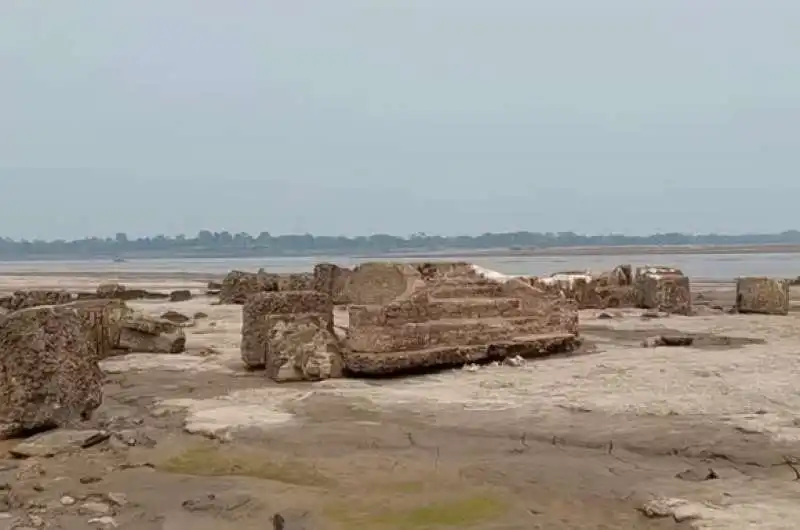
[1,253,800,281]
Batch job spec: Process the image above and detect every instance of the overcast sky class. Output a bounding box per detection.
[1,1,798,240]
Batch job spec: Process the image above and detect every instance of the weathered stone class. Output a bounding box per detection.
[735,277,789,315]
[0,290,77,312]
[9,429,108,458]
[219,270,279,304]
[312,263,351,303]
[169,289,192,302]
[116,315,186,354]
[241,291,342,381]
[0,305,106,438]
[531,265,635,309]
[634,266,691,315]
[160,310,191,324]
[340,264,579,375]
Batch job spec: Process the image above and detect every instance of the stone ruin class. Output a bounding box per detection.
[735,277,790,315]
[0,290,79,313]
[633,266,691,315]
[532,265,635,309]
[240,261,579,381]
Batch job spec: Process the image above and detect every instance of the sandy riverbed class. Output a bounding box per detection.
[1,274,799,529]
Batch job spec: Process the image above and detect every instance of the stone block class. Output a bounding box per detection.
[241,291,342,381]
[219,270,279,304]
[0,305,106,437]
[312,263,352,303]
[634,266,691,315]
[735,277,789,315]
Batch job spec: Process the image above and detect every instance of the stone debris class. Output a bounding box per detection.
[633,265,691,315]
[642,334,694,348]
[115,314,186,354]
[735,276,790,315]
[0,305,106,439]
[241,291,342,381]
[530,264,636,310]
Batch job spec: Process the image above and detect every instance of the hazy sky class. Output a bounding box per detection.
[1,1,798,240]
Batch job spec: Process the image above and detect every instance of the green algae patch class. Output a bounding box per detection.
[327,494,507,529]
[157,444,334,487]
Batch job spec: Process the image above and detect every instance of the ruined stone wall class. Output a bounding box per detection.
[0,290,78,312]
[241,291,342,381]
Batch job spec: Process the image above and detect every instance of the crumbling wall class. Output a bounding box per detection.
[0,304,106,437]
[312,263,352,304]
[529,265,635,309]
[736,277,789,315]
[241,291,342,381]
[634,266,691,315]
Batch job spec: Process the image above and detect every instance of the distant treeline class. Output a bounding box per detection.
[2,230,800,260]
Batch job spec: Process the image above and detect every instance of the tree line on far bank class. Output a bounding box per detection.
[1,230,800,259]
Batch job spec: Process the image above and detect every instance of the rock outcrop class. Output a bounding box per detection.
[115,314,186,354]
[735,277,789,315]
[633,266,691,315]
[0,290,78,312]
[340,262,579,376]
[0,304,107,438]
[241,291,342,381]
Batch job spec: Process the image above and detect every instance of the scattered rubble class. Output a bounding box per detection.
[116,314,186,354]
[96,283,168,301]
[0,290,77,312]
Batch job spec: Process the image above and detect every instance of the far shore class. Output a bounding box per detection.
[3,243,800,264]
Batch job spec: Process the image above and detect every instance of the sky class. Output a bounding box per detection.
[1,1,799,240]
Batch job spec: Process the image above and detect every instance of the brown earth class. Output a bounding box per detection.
[0,274,799,529]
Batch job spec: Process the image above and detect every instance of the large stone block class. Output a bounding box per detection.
[241,291,342,381]
[219,270,279,304]
[0,305,106,437]
[735,277,789,315]
[634,266,691,315]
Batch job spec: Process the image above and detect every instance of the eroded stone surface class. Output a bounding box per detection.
[634,266,691,315]
[0,305,105,437]
[736,277,789,315]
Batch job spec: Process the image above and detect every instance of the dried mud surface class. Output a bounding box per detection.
[1,276,800,529]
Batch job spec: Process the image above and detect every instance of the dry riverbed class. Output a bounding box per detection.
[1,275,800,529]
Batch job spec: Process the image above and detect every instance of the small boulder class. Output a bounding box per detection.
[193,311,208,319]
[169,290,192,302]
[9,429,109,458]
[160,310,191,324]
[116,315,186,354]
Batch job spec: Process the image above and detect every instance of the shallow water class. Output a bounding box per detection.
[0,252,799,281]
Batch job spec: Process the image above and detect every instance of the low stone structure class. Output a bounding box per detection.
[633,266,691,315]
[0,290,78,312]
[96,282,169,301]
[340,262,579,376]
[0,304,107,438]
[241,291,342,381]
[735,277,790,315]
